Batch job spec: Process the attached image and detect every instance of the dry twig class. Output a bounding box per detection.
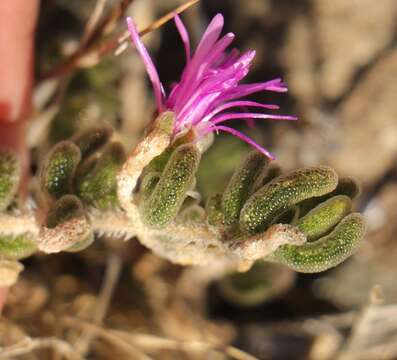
[80,0,109,47]
[0,337,84,360]
[41,0,199,81]
[74,254,122,356]
[63,317,258,360]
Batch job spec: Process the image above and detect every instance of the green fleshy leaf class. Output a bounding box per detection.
[197,135,249,199]
[222,151,269,227]
[0,150,20,211]
[139,172,161,202]
[40,141,81,199]
[0,233,37,260]
[76,142,126,209]
[335,177,361,200]
[299,176,361,216]
[41,195,93,253]
[253,163,282,191]
[140,143,200,229]
[271,213,366,273]
[71,123,113,159]
[143,131,194,176]
[240,166,338,234]
[46,194,86,228]
[49,95,88,144]
[297,195,352,241]
[153,111,175,135]
[218,261,293,306]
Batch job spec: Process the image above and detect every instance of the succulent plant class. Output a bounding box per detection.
[139,143,201,229]
[0,115,366,280]
[0,12,367,291]
[114,115,366,271]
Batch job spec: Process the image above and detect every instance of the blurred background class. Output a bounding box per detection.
[1,0,397,359]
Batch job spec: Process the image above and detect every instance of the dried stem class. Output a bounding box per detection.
[64,318,153,360]
[0,337,84,360]
[74,254,122,355]
[40,0,200,81]
[62,317,258,360]
[80,0,109,47]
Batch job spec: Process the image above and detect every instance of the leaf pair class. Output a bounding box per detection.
[41,123,124,208]
[39,124,126,253]
[208,151,366,273]
[139,142,201,228]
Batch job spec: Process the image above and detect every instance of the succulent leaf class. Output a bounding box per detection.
[0,232,37,260]
[253,163,282,191]
[140,143,201,229]
[270,213,366,273]
[334,177,361,200]
[139,172,160,202]
[71,123,113,159]
[76,142,126,209]
[143,131,195,176]
[218,261,294,306]
[240,166,338,234]
[299,176,361,216]
[40,141,81,199]
[0,150,20,211]
[39,195,92,253]
[297,195,352,241]
[46,194,85,227]
[222,151,269,227]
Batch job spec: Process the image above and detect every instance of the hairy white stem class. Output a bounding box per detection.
[229,224,306,261]
[117,112,174,221]
[0,213,38,236]
[0,113,307,269]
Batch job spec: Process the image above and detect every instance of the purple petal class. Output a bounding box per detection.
[194,14,224,61]
[216,48,240,68]
[172,33,235,113]
[169,15,227,108]
[126,17,164,112]
[212,125,276,159]
[211,112,298,125]
[174,50,254,118]
[174,15,190,64]
[222,80,288,101]
[201,100,280,123]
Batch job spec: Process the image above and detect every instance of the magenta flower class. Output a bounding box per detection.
[126,14,296,159]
